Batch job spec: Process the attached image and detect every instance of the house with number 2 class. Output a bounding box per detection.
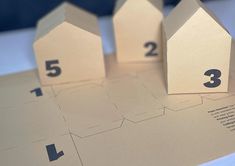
[113,0,164,63]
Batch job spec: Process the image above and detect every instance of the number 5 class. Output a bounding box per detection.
[46,60,62,77]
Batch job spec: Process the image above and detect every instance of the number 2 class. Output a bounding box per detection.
[144,42,158,57]
[46,60,62,77]
[204,69,222,88]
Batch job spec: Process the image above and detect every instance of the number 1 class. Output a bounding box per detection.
[30,88,43,97]
[46,144,64,162]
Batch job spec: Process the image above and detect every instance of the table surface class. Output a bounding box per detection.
[0,1,235,165]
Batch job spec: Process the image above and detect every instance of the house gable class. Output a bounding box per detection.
[64,3,100,36]
[163,0,199,40]
[148,0,163,11]
[114,0,127,14]
[35,3,66,41]
[35,21,101,47]
[169,7,231,43]
[195,0,229,34]
[163,0,230,40]
[35,2,100,42]
[114,0,162,17]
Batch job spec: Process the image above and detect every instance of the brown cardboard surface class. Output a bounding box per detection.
[0,135,82,166]
[52,79,103,96]
[104,55,162,79]
[113,0,163,63]
[200,41,235,100]
[0,70,54,109]
[137,69,203,111]
[163,0,232,94]
[231,40,235,73]
[0,99,68,151]
[201,73,235,100]
[103,76,164,122]
[0,55,235,165]
[55,84,123,137]
[34,2,105,86]
[73,96,235,166]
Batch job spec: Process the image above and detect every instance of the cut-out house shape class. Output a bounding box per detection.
[162,0,232,94]
[34,2,105,86]
[113,0,163,63]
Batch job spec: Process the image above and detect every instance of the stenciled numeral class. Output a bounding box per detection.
[46,60,62,77]
[204,69,222,88]
[144,42,158,57]
[46,144,64,162]
[30,88,43,97]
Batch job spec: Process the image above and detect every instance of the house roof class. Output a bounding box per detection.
[163,0,229,40]
[114,0,162,14]
[35,2,100,41]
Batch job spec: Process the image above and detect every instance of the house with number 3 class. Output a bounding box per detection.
[162,0,232,94]
[34,2,105,85]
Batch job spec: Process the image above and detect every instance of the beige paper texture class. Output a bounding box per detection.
[0,70,54,109]
[0,99,68,151]
[0,135,82,166]
[0,53,235,165]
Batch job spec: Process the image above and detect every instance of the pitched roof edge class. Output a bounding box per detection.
[35,2,100,42]
[35,2,66,41]
[64,3,100,36]
[114,0,163,15]
[165,7,231,42]
[147,0,163,11]
[114,0,127,14]
[196,0,230,35]
[163,0,200,40]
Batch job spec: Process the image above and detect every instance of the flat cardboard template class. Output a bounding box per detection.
[1,53,235,166]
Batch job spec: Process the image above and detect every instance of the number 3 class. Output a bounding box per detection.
[204,69,222,88]
[46,60,62,77]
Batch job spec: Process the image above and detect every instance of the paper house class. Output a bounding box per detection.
[113,0,163,63]
[162,0,232,94]
[34,2,105,86]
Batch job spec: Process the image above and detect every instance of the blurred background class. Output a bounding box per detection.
[0,0,181,32]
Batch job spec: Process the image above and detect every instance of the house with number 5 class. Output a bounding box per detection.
[113,0,163,63]
[162,0,232,94]
[34,2,105,86]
